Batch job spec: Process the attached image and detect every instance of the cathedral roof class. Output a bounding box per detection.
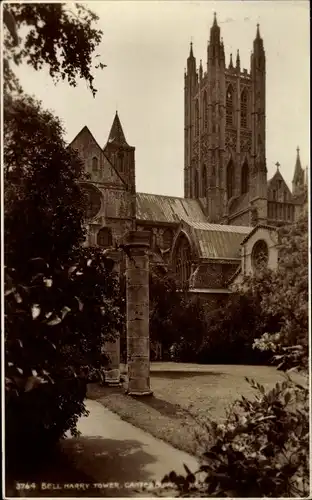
[136,193,207,223]
[186,221,250,259]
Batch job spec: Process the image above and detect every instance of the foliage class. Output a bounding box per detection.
[196,292,278,365]
[4,92,87,272]
[5,248,122,470]
[4,92,123,468]
[149,267,207,361]
[249,212,309,371]
[162,376,309,497]
[3,2,105,95]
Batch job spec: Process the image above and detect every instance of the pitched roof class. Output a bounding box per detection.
[136,193,207,223]
[186,221,250,259]
[106,112,129,147]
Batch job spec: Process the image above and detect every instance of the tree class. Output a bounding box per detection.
[4,92,87,273]
[249,212,308,371]
[3,2,105,95]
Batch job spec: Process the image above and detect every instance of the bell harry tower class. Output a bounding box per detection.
[184,14,267,226]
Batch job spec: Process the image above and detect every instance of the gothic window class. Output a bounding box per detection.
[210,164,216,187]
[272,190,277,201]
[201,164,207,197]
[92,156,99,173]
[195,100,199,137]
[118,151,124,172]
[241,160,249,194]
[252,240,269,271]
[241,89,248,128]
[226,85,234,127]
[97,227,113,248]
[173,234,192,287]
[226,159,234,200]
[81,183,102,219]
[203,91,208,129]
[194,169,199,198]
[162,229,173,249]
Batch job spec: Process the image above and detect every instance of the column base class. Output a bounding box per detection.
[126,389,153,397]
[104,369,120,386]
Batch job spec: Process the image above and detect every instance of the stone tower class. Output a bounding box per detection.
[184,14,267,226]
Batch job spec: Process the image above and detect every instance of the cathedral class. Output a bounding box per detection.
[70,14,307,303]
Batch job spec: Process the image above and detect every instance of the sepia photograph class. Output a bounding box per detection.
[2,0,310,498]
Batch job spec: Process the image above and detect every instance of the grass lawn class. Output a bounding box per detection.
[87,362,295,457]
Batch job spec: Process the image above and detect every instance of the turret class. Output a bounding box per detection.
[250,24,267,224]
[292,146,305,195]
[236,49,240,72]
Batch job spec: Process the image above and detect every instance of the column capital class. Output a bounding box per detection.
[123,230,151,249]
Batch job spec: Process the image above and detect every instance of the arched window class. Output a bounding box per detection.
[195,100,199,137]
[162,229,173,249]
[194,169,199,198]
[201,164,207,197]
[226,85,234,126]
[251,240,269,271]
[81,183,102,219]
[241,160,249,194]
[226,160,234,200]
[118,151,124,172]
[97,227,113,248]
[173,233,192,287]
[210,164,216,187]
[92,156,99,173]
[241,89,248,128]
[203,91,208,129]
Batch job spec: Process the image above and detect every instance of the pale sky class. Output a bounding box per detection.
[14,1,309,196]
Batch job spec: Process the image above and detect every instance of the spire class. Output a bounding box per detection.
[236,49,240,71]
[229,53,233,69]
[107,111,128,146]
[292,146,305,186]
[189,41,194,58]
[253,23,264,51]
[210,11,220,43]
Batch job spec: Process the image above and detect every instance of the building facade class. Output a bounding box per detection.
[69,14,307,298]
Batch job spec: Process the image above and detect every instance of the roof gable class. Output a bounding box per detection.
[69,126,126,187]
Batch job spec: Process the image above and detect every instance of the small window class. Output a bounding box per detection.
[226,86,234,127]
[92,156,98,173]
[97,227,113,248]
[272,190,277,201]
[241,89,248,128]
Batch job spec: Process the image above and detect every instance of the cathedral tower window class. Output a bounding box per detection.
[203,91,208,129]
[97,227,113,248]
[118,151,124,172]
[201,164,207,197]
[194,169,199,198]
[195,99,199,137]
[241,160,249,194]
[226,159,234,200]
[226,85,234,127]
[92,156,99,173]
[173,233,192,288]
[241,89,248,128]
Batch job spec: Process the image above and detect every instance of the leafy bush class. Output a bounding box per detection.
[196,293,278,365]
[5,249,122,471]
[162,376,309,497]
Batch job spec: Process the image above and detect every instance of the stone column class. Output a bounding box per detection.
[124,230,152,396]
[102,250,121,386]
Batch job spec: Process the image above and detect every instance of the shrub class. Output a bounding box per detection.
[5,248,123,472]
[161,376,309,497]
